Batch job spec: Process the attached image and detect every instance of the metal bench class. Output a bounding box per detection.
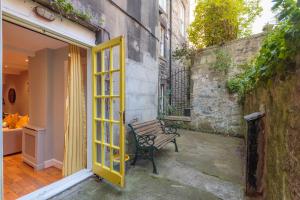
[128,120,179,174]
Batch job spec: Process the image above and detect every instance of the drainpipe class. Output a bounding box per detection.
[95,30,103,45]
[169,0,173,105]
[95,28,111,45]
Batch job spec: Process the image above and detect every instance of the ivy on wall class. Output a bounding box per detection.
[213,49,233,74]
[227,0,300,100]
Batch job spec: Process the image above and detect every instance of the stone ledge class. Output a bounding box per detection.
[163,116,192,122]
[34,0,101,31]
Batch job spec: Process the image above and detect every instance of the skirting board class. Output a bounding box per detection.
[23,157,44,170]
[18,169,93,200]
[44,159,63,169]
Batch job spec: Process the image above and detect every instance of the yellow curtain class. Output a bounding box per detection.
[63,45,87,176]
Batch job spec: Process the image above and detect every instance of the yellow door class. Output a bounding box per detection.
[92,36,125,187]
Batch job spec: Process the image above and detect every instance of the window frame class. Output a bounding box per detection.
[159,0,167,13]
[179,1,185,36]
[160,25,166,58]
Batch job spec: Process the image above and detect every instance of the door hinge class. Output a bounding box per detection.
[123,111,125,124]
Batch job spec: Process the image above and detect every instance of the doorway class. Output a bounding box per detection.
[2,21,87,200]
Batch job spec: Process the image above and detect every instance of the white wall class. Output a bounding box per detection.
[28,47,68,163]
[3,71,29,115]
[28,49,50,129]
[28,46,87,164]
[49,47,68,163]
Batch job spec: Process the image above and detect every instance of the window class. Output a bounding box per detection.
[159,0,167,12]
[179,1,185,36]
[160,25,166,57]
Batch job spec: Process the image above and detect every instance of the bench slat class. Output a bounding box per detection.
[131,120,160,129]
[135,125,162,135]
[134,123,162,135]
[154,134,176,149]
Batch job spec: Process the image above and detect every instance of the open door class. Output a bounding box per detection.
[92,36,125,187]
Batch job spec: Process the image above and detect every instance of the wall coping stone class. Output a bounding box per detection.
[193,32,266,57]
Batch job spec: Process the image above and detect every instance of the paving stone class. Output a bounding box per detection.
[51,130,245,200]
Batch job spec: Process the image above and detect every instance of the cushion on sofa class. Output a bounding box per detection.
[16,115,29,128]
[4,113,19,129]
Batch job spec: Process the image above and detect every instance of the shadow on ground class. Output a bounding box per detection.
[51,130,245,200]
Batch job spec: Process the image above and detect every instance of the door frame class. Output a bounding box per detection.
[0,0,3,199]
[1,1,95,199]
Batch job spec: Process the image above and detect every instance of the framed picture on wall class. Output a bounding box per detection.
[8,88,16,103]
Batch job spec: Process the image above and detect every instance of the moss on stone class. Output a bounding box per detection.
[243,70,300,200]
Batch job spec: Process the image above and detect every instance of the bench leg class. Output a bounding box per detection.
[150,149,158,174]
[173,138,179,152]
[131,151,138,166]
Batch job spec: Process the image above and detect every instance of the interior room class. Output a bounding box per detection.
[2,21,87,200]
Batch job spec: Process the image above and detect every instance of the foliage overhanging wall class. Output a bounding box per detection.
[243,53,300,200]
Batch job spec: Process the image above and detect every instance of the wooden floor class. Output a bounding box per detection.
[4,154,62,200]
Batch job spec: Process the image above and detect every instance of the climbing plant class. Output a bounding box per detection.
[172,42,196,65]
[188,0,262,49]
[227,0,300,100]
[213,49,233,74]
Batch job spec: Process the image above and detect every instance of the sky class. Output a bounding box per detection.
[251,0,276,34]
[189,0,277,34]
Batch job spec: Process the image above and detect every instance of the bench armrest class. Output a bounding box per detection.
[164,126,178,135]
[137,134,156,147]
[160,121,180,136]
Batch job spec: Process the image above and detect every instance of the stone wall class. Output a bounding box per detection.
[190,34,265,136]
[243,54,300,200]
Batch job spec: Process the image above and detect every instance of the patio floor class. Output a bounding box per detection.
[51,130,245,200]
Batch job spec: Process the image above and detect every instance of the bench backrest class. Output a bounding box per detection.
[128,120,164,137]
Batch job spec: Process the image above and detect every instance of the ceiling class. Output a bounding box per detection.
[3,21,67,75]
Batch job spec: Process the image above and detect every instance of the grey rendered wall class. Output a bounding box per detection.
[70,0,160,123]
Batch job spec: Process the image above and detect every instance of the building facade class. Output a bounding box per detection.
[158,0,190,116]
[69,0,190,121]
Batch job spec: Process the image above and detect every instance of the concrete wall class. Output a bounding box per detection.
[3,71,29,115]
[190,34,265,136]
[243,54,300,200]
